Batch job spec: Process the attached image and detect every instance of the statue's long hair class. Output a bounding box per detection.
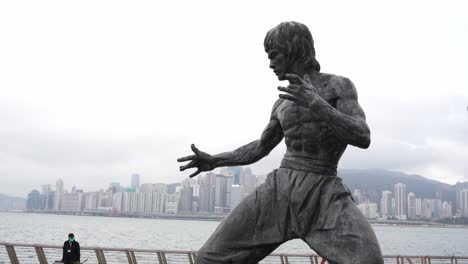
[264,21,321,72]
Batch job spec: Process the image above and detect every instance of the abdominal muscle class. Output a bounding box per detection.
[278,100,347,165]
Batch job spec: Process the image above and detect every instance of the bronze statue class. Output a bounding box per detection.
[178,21,383,264]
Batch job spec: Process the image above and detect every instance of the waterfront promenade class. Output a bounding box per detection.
[2,241,468,264]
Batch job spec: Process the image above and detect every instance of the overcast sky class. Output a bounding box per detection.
[1,0,467,197]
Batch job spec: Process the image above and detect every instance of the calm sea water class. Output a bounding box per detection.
[1,212,467,256]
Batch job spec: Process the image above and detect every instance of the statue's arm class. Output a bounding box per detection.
[213,115,283,167]
[317,76,370,149]
[213,100,284,167]
[178,100,284,177]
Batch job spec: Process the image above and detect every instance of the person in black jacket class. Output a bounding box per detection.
[62,233,80,264]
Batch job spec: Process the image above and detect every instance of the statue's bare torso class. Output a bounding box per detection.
[277,73,346,164]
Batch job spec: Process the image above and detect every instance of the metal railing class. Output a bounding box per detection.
[1,242,468,264]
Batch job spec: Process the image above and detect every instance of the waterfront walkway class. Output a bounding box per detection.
[1,242,467,264]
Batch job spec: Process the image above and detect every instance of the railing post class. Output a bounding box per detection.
[157,252,167,264]
[157,252,163,264]
[396,256,401,264]
[427,256,431,264]
[95,249,107,264]
[126,250,137,264]
[187,252,194,264]
[35,246,48,264]
[5,245,19,264]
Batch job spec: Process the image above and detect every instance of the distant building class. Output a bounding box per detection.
[415,198,423,217]
[166,183,180,195]
[240,167,256,200]
[460,187,468,217]
[153,183,167,193]
[137,192,146,213]
[140,183,154,193]
[97,190,113,208]
[407,192,416,219]
[151,192,165,214]
[112,192,123,211]
[358,202,378,219]
[199,174,215,213]
[109,182,122,193]
[84,192,98,210]
[434,199,443,218]
[42,185,52,195]
[131,173,140,190]
[129,192,138,212]
[219,167,242,185]
[455,182,468,214]
[165,193,180,214]
[215,174,233,214]
[422,198,435,218]
[54,179,64,211]
[61,193,84,211]
[122,192,134,212]
[394,183,407,220]
[41,185,54,210]
[27,190,41,210]
[442,201,453,218]
[380,190,392,218]
[179,180,193,213]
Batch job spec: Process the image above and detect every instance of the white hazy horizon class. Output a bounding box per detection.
[1,0,467,197]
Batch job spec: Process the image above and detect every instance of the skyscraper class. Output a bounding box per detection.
[358,201,378,219]
[131,173,140,190]
[415,198,422,217]
[456,182,468,214]
[240,167,256,200]
[442,201,453,218]
[220,167,241,185]
[41,184,54,210]
[27,190,41,210]
[394,183,407,220]
[215,174,233,214]
[407,192,416,219]
[54,179,64,211]
[380,190,392,218]
[460,187,468,217]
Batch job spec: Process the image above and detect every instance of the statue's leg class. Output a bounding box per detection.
[195,169,292,264]
[302,196,383,264]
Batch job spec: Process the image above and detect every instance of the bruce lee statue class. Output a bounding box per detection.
[178,21,383,264]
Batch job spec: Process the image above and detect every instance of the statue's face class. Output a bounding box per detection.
[267,49,288,81]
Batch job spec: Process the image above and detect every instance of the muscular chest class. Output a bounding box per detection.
[277,87,338,130]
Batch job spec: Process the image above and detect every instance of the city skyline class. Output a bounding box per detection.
[23,167,468,221]
[1,1,467,198]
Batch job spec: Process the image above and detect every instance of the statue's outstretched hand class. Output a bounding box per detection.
[177,144,216,178]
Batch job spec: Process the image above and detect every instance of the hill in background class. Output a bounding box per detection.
[339,169,456,205]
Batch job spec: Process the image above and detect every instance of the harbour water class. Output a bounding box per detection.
[1,212,467,256]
